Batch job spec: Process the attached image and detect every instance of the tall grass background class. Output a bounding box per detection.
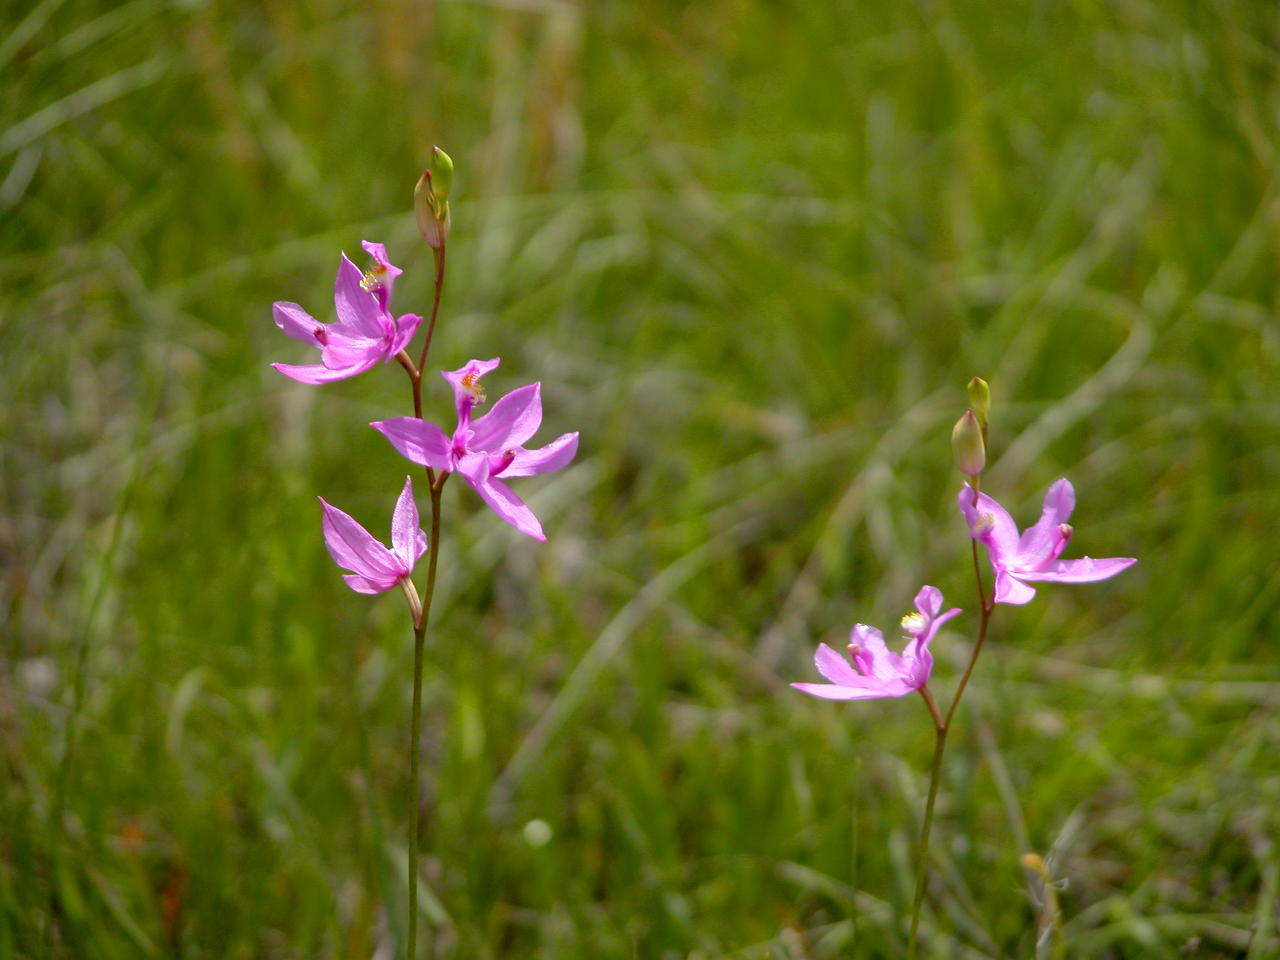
[2,0,1278,956]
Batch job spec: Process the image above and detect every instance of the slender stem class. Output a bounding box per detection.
[908,689,947,960]
[396,350,423,419]
[407,479,445,960]
[417,244,446,376]
[907,480,995,958]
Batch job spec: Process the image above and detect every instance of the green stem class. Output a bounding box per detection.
[907,483,994,958]
[407,478,445,960]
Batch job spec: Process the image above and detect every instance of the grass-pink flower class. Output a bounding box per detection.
[272,242,421,384]
[319,477,426,594]
[958,478,1136,605]
[792,586,961,700]
[370,358,579,541]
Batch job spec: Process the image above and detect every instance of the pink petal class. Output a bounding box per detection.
[459,455,546,540]
[273,301,323,345]
[273,361,365,384]
[1017,479,1076,567]
[1016,556,1136,584]
[343,573,396,594]
[361,240,402,287]
[497,433,579,478]
[791,679,913,700]
[319,497,401,580]
[468,383,543,453]
[333,254,384,339]
[388,313,423,357]
[390,477,424,568]
[849,624,904,683]
[992,571,1037,605]
[442,358,501,420]
[321,338,382,370]
[958,485,1020,563]
[370,418,452,470]
[913,585,943,620]
[813,643,862,686]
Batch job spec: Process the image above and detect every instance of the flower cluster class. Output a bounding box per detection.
[271,242,578,592]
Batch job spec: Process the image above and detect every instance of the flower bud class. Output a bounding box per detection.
[967,377,990,428]
[414,168,450,250]
[429,146,454,202]
[951,408,986,478]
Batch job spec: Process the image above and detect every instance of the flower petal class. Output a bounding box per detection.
[1017,478,1076,568]
[1016,556,1136,584]
[273,361,367,384]
[273,302,324,345]
[958,484,1020,563]
[468,383,543,452]
[388,313,423,357]
[390,477,424,569]
[913,585,943,620]
[319,497,401,580]
[333,253,384,339]
[458,454,546,540]
[370,418,452,470]
[343,573,396,594]
[813,643,862,686]
[361,240,402,294]
[498,432,579,478]
[848,624,903,683]
[992,571,1037,605]
[791,679,914,700]
[442,358,501,421]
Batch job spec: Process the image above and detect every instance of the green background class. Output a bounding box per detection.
[2,0,1278,956]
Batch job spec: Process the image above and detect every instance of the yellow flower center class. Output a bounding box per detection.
[460,372,486,404]
[900,612,925,635]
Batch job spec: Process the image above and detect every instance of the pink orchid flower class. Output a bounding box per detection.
[371,358,579,541]
[319,476,426,594]
[792,586,961,700]
[272,241,421,384]
[958,478,1136,605]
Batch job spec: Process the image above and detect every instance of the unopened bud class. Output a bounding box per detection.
[429,146,454,202]
[967,377,990,428]
[414,168,450,250]
[951,409,986,478]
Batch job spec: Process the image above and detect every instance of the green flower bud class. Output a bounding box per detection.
[951,408,986,478]
[430,146,454,202]
[967,377,990,428]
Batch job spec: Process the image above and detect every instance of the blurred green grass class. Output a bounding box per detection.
[2,0,1278,956]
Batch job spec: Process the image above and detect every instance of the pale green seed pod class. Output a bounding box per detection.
[951,408,986,478]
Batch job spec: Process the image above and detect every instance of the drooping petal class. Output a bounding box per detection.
[343,573,394,594]
[370,418,453,470]
[497,432,579,478]
[333,254,385,339]
[458,454,546,540]
[992,571,1037,605]
[319,497,402,581]
[813,643,862,686]
[958,485,1020,564]
[1016,478,1076,568]
[273,361,368,384]
[273,301,325,345]
[1016,556,1136,584]
[390,477,424,568]
[468,383,543,453]
[388,313,423,357]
